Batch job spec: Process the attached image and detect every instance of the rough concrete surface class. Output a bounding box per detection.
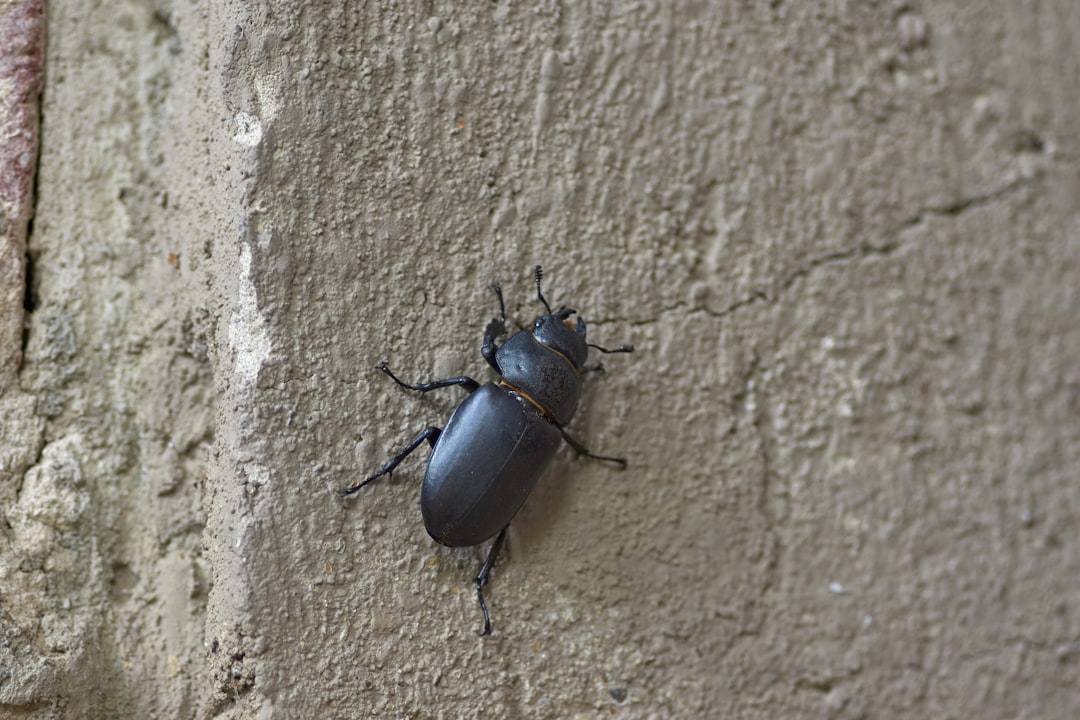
[0,0,43,392]
[1,1,1077,718]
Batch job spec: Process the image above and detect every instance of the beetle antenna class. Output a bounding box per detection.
[588,343,635,354]
[534,265,554,315]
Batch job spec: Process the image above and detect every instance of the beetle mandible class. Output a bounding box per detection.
[342,266,633,635]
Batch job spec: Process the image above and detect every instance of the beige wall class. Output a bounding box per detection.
[2,1,1078,717]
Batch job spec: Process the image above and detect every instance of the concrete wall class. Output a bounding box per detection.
[1,1,1077,718]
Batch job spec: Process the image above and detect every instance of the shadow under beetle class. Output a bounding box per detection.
[342,266,633,635]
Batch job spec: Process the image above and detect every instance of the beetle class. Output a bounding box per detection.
[342,266,633,635]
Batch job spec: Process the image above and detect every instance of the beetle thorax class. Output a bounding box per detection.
[495,324,585,426]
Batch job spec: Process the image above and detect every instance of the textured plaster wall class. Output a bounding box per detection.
[0,1,1077,718]
[1,0,213,716]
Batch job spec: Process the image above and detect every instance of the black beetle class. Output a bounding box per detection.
[343,266,633,635]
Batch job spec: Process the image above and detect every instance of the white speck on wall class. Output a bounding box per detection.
[744,379,757,413]
[233,111,263,146]
[11,435,90,532]
[228,243,271,386]
[243,462,270,487]
[255,74,282,123]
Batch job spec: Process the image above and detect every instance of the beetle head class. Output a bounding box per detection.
[532,310,588,369]
[531,266,589,369]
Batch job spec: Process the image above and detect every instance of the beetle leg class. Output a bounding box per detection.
[376,362,480,394]
[489,282,507,322]
[587,342,635,354]
[557,427,628,468]
[474,526,508,636]
[481,283,506,373]
[340,426,441,496]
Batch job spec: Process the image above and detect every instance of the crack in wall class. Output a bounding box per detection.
[697,177,1035,323]
[895,177,1031,229]
[659,176,1036,646]
[594,176,1034,332]
[738,178,1031,315]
